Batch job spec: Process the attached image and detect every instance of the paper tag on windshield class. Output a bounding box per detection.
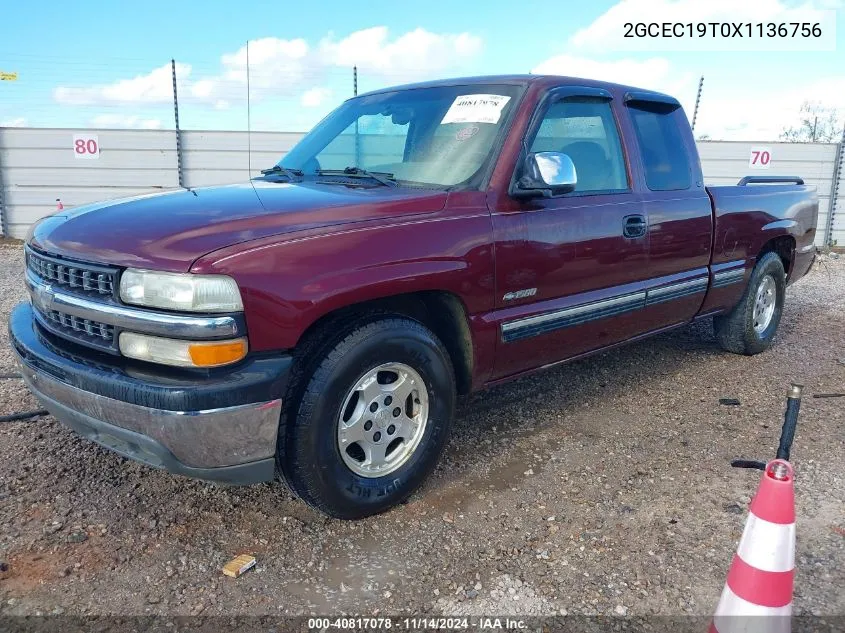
[441,94,511,125]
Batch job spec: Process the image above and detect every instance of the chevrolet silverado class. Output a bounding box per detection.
[10,75,818,518]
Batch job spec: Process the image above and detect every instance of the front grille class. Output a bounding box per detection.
[41,308,114,343]
[26,247,117,297]
[32,303,116,353]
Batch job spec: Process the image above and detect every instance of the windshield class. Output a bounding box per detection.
[278,84,523,188]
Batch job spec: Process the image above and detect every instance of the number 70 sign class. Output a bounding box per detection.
[749,146,772,169]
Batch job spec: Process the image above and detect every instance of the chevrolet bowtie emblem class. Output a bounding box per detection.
[33,284,55,312]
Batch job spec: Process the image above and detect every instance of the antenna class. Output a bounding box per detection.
[246,40,252,177]
[353,65,360,167]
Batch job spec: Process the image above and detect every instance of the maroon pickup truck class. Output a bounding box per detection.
[11,75,818,518]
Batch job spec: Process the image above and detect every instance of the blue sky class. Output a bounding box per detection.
[0,0,842,139]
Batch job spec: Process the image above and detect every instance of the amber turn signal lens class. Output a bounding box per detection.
[119,333,249,368]
[188,339,248,367]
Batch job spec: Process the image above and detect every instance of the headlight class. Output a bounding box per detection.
[119,332,248,368]
[119,269,243,312]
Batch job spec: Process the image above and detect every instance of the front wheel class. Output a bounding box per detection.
[714,252,786,355]
[279,317,456,519]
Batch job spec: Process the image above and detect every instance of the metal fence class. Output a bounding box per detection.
[0,127,842,247]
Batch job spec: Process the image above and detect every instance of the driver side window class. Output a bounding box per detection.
[530,99,628,193]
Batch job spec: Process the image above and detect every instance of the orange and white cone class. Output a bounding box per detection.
[711,459,795,633]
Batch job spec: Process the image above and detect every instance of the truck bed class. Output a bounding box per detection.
[695,179,818,318]
[706,179,818,278]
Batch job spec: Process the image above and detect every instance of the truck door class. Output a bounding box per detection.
[624,93,713,330]
[489,87,651,380]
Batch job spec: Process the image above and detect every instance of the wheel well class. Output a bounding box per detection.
[759,236,795,278]
[296,292,474,395]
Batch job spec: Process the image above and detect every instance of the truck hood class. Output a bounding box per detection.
[30,181,448,272]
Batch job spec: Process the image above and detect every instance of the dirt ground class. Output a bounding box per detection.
[0,242,842,619]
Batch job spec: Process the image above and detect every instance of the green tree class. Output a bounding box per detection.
[781,101,842,143]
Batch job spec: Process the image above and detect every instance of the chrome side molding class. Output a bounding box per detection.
[501,273,714,343]
[502,291,647,342]
[712,268,746,288]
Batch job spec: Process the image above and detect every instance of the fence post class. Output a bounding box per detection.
[171,59,185,188]
[0,127,6,237]
[825,122,845,247]
[691,76,704,133]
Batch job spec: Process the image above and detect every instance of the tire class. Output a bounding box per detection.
[714,252,786,355]
[279,317,456,519]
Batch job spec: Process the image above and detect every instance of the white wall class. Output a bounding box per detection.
[0,128,179,239]
[698,141,838,247]
[0,128,841,246]
[181,130,302,188]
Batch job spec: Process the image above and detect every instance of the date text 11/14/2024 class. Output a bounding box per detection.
[306,617,527,630]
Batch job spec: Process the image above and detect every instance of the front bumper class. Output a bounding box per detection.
[10,302,292,485]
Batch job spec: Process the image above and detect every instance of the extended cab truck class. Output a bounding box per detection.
[10,75,818,519]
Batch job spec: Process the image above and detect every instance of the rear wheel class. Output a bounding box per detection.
[714,252,786,355]
[279,317,455,519]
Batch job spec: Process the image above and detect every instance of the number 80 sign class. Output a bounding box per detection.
[73,134,100,159]
[749,146,772,170]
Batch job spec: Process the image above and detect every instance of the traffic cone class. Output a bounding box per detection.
[56,198,64,210]
[711,459,795,633]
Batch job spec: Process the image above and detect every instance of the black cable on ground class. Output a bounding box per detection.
[0,410,48,422]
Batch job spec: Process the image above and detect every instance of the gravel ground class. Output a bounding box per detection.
[0,242,843,618]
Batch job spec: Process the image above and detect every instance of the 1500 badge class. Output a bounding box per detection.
[503,288,537,301]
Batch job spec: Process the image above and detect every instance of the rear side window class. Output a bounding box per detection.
[629,108,691,191]
[529,99,628,193]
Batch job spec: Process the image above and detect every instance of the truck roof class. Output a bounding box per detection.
[356,74,675,102]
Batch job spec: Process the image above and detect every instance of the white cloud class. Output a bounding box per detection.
[53,41,310,109]
[570,0,836,52]
[532,54,697,108]
[533,55,671,88]
[91,114,163,129]
[319,27,482,80]
[194,37,312,102]
[301,87,332,107]
[1,117,27,127]
[53,27,482,112]
[55,63,190,105]
[694,74,845,140]
[530,52,843,140]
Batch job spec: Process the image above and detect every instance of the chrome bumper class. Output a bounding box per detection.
[10,302,288,485]
[18,357,280,468]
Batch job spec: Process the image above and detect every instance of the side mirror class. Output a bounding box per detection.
[515,152,577,198]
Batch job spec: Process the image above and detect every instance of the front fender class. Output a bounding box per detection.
[192,215,495,352]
